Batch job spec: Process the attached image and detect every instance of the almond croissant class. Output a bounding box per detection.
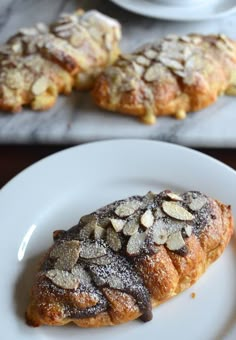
[26,190,233,327]
[0,10,121,112]
[93,34,236,124]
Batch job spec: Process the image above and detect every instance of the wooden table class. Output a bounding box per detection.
[0,145,235,188]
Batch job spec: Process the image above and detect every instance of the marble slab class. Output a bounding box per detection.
[0,0,236,146]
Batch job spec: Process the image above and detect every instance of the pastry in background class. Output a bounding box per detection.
[93,34,236,124]
[26,190,233,327]
[0,10,121,112]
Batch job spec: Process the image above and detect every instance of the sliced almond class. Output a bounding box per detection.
[189,196,207,211]
[79,242,106,259]
[167,192,183,201]
[94,226,105,240]
[180,35,192,43]
[115,200,141,218]
[50,240,80,271]
[79,220,96,239]
[123,219,139,236]
[106,227,122,251]
[136,55,150,66]
[132,62,144,77]
[110,218,125,232]
[144,49,158,59]
[166,231,185,251]
[31,76,48,95]
[184,225,192,237]
[162,201,194,221]
[126,232,146,256]
[45,269,79,290]
[144,63,165,82]
[72,265,91,286]
[153,225,168,245]
[86,255,112,266]
[159,56,183,70]
[140,209,154,229]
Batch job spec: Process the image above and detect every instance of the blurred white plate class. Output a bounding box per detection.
[0,140,236,340]
[110,0,236,21]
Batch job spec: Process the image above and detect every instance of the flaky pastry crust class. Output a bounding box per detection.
[0,9,121,112]
[25,190,233,328]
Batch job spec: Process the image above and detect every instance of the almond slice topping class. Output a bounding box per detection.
[126,232,146,256]
[162,201,194,221]
[166,231,185,251]
[167,192,183,201]
[189,196,207,211]
[45,269,80,290]
[123,220,139,236]
[140,209,154,228]
[50,240,80,271]
[115,200,141,217]
[110,218,125,232]
[106,227,122,251]
[79,242,106,259]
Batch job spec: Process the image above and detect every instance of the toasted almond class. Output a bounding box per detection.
[159,56,183,70]
[123,219,139,236]
[144,63,165,82]
[189,196,207,211]
[144,49,158,59]
[50,240,80,271]
[106,227,122,251]
[132,62,144,76]
[72,265,91,286]
[162,201,194,221]
[153,226,168,245]
[94,226,105,240]
[45,269,79,290]
[166,231,185,251]
[79,242,106,259]
[110,218,125,232]
[180,35,192,43]
[184,225,192,237]
[79,219,97,239]
[126,232,146,256]
[136,55,150,66]
[115,200,141,217]
[31,76,48,95]
[167,192,183,201]
[86,255,112,266]
[140,209,154,228]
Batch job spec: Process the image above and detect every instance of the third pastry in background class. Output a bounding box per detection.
[92,34,236,124]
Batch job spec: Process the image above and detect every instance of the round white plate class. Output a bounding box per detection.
[0,140,236,340]
[110,0,236,21]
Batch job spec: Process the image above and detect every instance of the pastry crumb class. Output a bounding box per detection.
[191,292,196,299]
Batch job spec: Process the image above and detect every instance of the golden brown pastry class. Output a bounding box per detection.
[26,190,233,327]
[92,34,236,124]
[0,10,121,112]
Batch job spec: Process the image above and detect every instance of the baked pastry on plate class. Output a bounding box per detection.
[93,34,236,124]
[26,190,233,327]
[0,9,121,112]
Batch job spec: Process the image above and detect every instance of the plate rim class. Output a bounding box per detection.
[110,0,236,21]
[1,139,236,194]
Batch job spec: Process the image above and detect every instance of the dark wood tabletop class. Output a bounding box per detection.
[0,145,235,189]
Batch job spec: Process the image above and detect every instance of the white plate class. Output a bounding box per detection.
[0,140,236,340]
[110,0,236,21]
